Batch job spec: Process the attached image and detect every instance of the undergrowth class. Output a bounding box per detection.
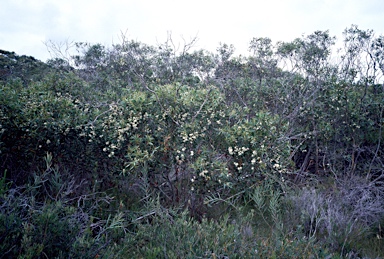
[2,156,383,258]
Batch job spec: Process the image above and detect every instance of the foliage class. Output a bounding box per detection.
[1,25,384,258]
[288,173,384,255]
[0,154,125,259]
[0,49,53,85]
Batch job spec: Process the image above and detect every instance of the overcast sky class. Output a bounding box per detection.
[1,0,384,62]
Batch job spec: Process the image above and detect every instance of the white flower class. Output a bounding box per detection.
[228,147,234,155]
[199,170,208,177]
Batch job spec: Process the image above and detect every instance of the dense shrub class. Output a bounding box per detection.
[1,26,384,258]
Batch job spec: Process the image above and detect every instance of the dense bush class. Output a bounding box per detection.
[1,25,384,258]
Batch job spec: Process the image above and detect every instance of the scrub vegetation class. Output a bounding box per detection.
[1,25,384,258]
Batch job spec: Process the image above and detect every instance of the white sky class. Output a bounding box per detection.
[1,0,384,62]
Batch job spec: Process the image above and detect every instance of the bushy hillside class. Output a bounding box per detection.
[1,25,383,258]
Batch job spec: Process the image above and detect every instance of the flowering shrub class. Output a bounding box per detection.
[1,27,384,257]
[220,112,290,187]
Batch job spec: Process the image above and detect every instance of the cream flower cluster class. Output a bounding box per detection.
[175,147,187,164]
[100,106,148,158]
[180,131,199,143]
[228,146,249,156]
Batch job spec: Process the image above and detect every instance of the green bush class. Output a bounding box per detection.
[1,27,384,258]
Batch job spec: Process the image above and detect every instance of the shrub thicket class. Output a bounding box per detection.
[1,25,384,258]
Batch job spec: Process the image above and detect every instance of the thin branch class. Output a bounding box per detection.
[192,88,212,121]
